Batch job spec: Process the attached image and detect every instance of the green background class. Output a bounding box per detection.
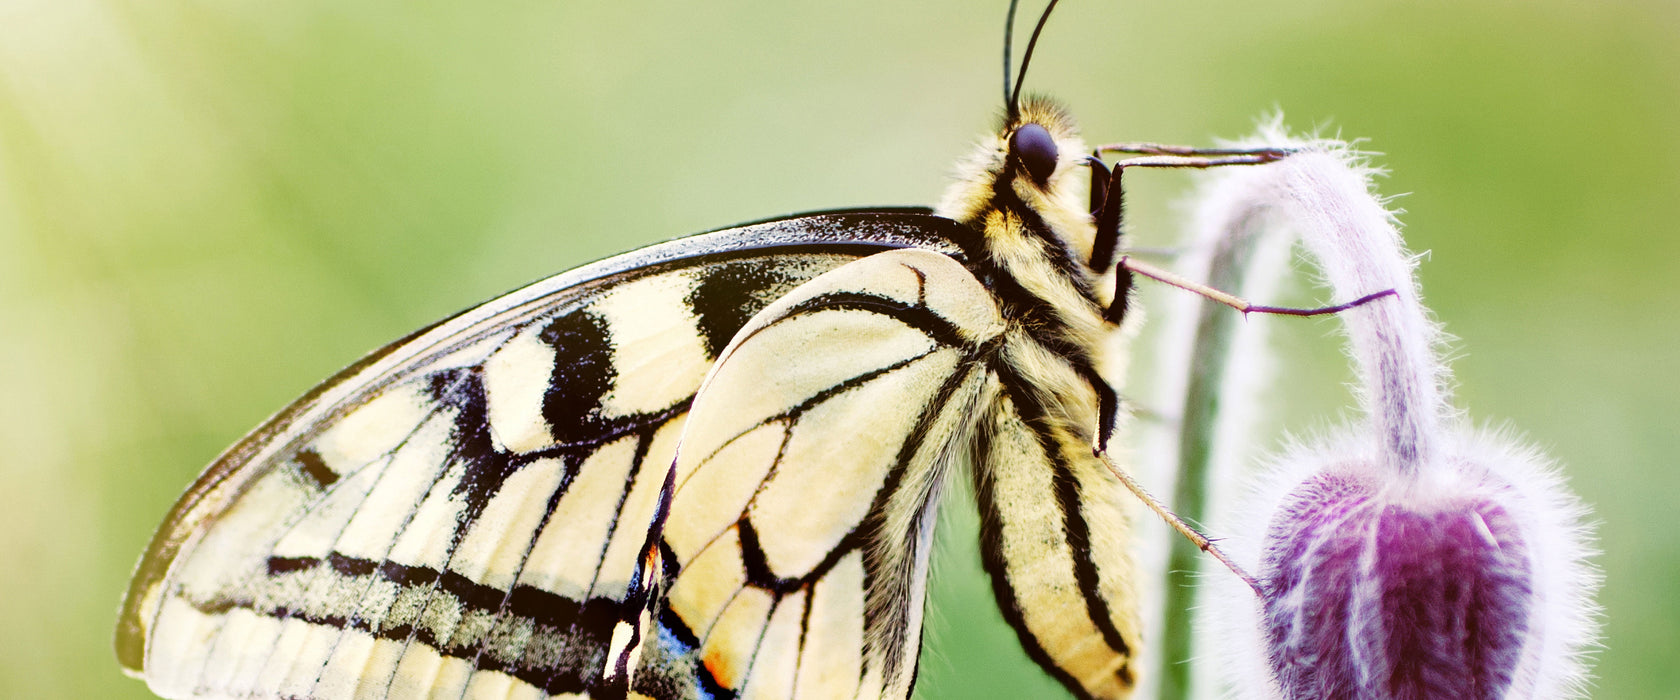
[2,0,1674,697]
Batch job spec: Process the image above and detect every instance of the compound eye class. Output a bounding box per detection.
[1010,123,1059,186]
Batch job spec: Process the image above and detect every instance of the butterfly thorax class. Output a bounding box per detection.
[935,98,1120,376]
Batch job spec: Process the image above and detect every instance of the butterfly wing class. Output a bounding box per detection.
[116,209,974,700]
[626,249,1005,700]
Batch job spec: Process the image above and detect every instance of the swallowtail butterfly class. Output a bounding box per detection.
[117,2,1347,698]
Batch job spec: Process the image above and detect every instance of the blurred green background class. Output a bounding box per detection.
[3,0,1675,697]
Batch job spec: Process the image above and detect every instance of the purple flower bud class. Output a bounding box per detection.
[1261,466,1533,699]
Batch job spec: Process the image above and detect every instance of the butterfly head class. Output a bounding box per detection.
[935,99,1106,277]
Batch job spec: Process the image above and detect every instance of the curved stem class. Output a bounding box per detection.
[1157,205,1270,700]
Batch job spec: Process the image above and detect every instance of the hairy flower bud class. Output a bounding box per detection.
[1233,427,1595,700]
[1261,451,1535,698]
[1187,130,1598,699]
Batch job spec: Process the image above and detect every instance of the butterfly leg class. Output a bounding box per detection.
[1117,255,1397,317]
[1088,149,1293,272]
[1101,453,1264,595]
[1091,146,1395,317]
[1094,142,1296,158]
[1075,364,1266,596]
[1075,365,1176,444]
[1074,365,1121,455]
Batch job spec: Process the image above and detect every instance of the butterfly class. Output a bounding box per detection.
[115,2,1322,698]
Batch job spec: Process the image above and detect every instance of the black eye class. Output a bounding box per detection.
[1010,123,1059,185]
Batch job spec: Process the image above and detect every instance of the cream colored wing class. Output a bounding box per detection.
[116,211,974,700]
[626,249,1005,700]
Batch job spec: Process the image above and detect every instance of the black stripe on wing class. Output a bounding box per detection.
[190,551,634,695]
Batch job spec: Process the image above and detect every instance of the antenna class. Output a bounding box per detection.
[1008,0,1062,114]
[1003,0,1021,112]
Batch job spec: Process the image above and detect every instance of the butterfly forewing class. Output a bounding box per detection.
[118,210,973,700]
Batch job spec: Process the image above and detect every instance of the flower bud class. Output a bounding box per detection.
[1261,448,1535,698]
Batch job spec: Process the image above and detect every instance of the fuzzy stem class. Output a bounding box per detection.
[1269,154,1446,475]
[1158,207,1269,700]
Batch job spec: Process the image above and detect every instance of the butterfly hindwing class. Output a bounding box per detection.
[117,210,973,700]
[629,249,1005,700]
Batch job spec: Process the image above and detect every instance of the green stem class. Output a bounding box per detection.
[1157,220,1263,700]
